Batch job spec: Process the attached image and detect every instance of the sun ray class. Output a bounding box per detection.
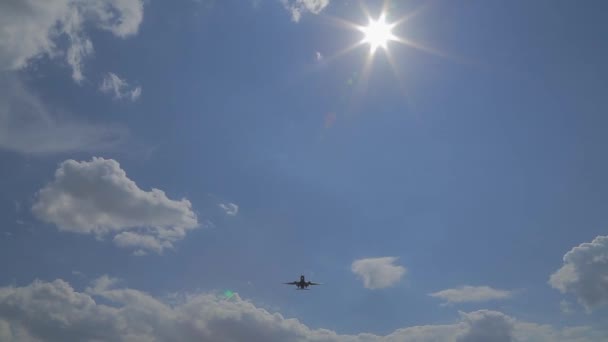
[359,13,398,54]
[318,40,365,65]
[393,37,451,60]
[291,1,469,107]
[322,14,366,32]
[390,0,430,28]
[384,48,411,104]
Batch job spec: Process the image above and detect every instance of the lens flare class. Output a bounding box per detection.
[359,14,397,54]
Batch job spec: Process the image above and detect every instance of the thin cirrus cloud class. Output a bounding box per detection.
[549,235,608,311]
[219,202,239,216]
[31,157,198,255]
[429,286,513,305]
[0,0,144,82]
[281,0,330,22]
[0,277,605,342]
[99,72,142,101]
[0,75,127,154]
[351,257,406,289]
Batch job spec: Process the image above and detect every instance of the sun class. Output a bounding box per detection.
[359,14,397,54]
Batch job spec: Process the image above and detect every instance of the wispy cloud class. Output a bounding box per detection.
[219,202,239,216]
[351,257,406,289]
[100,73,142,101]
[32,158,198,254]
[429,286,513,305]
[0,75,127,154]
[281,0,329,22]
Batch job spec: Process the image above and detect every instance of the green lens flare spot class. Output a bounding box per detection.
[224,290,235,299]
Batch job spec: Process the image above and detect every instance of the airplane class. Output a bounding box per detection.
[284,275,322,290]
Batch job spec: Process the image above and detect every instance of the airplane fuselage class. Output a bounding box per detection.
[296,275,310,289]
[284,275,320,290]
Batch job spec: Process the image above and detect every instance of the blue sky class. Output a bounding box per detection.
[1,0,608,341]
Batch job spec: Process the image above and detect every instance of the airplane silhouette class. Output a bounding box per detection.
[283,275,322,290]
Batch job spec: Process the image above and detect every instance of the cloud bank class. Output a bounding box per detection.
[351,257,406,289]
[0,277,605,342]
[549,235,608,311]
[32,158,198,254]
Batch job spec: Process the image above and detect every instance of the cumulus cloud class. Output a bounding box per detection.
[99,72,142,101]
[549,235,608,311]
[219,202,239,216]
[455,310,513,342]
[430,286,513,305]
[281,0,329,22]
[0,75,127,154]
[0,0,144,82]
[113,232,171,254]
[351,257,406,289]
[0,278,605,342]
[32,158,198,254]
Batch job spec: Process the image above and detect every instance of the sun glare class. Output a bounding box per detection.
[360,14,396,54]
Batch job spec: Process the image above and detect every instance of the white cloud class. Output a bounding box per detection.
[32,157,198,254]
[0,75,127,154]
[0,320,11,341]
[513,323,608,342]
[133,249,148,256]
[0,278,605,342]
[0,0,144,82]
[130,86,142,100]
[281,0,329,22]
[219,202,239,216]
[88,0,144,38]
[113,231,171,254]
[0,1,143,154]
[351,257,406,289]
[560,300,573,314]
[99,72,142,101]
[549,235,608,311]
[430,286,513,305]
[455,310,514,342]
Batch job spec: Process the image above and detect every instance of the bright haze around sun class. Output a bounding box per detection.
[359,14,398,54]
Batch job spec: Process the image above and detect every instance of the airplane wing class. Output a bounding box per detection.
[284,282,298,285]
[308,282,322,285]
